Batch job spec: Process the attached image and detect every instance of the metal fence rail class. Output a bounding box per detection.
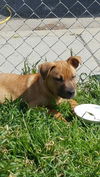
[0,0,100,80]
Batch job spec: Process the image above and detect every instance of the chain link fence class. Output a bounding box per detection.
[0,0,100,81]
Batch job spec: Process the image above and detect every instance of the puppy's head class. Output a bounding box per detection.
[39,56,81,99]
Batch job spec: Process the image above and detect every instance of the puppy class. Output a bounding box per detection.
[0,56,81,119]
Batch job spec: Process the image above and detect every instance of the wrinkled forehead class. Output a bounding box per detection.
[52,61,76,78]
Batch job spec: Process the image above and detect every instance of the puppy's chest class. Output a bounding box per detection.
[28,94,55,107]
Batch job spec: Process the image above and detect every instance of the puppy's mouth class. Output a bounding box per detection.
[58,89,75,99]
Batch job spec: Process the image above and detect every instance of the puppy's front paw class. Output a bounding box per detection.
[67,99,78,109]
[48,109,67,122]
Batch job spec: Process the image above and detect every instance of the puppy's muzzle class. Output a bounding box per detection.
[58,87,75,99]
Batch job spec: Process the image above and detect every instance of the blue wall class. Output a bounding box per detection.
[0,0,100,18]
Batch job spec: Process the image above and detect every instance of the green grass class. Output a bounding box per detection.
[0,78,100,177]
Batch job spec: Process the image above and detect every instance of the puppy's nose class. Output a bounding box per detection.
[67,90,75,97]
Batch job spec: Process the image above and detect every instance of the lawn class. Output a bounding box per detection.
[0,78,100,177]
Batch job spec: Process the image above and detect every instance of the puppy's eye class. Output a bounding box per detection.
[53,76,63,82]
[72,75,76,79]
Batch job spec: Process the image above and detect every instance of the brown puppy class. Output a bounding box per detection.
[0,56,81,109]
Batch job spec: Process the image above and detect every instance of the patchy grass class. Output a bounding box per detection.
[0,78,100,177]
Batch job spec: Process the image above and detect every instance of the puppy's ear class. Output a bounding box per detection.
[39,62,56,80]
[67,56,81,68]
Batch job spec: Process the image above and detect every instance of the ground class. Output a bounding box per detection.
[0,18,100,77]
[0,78,100,177]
